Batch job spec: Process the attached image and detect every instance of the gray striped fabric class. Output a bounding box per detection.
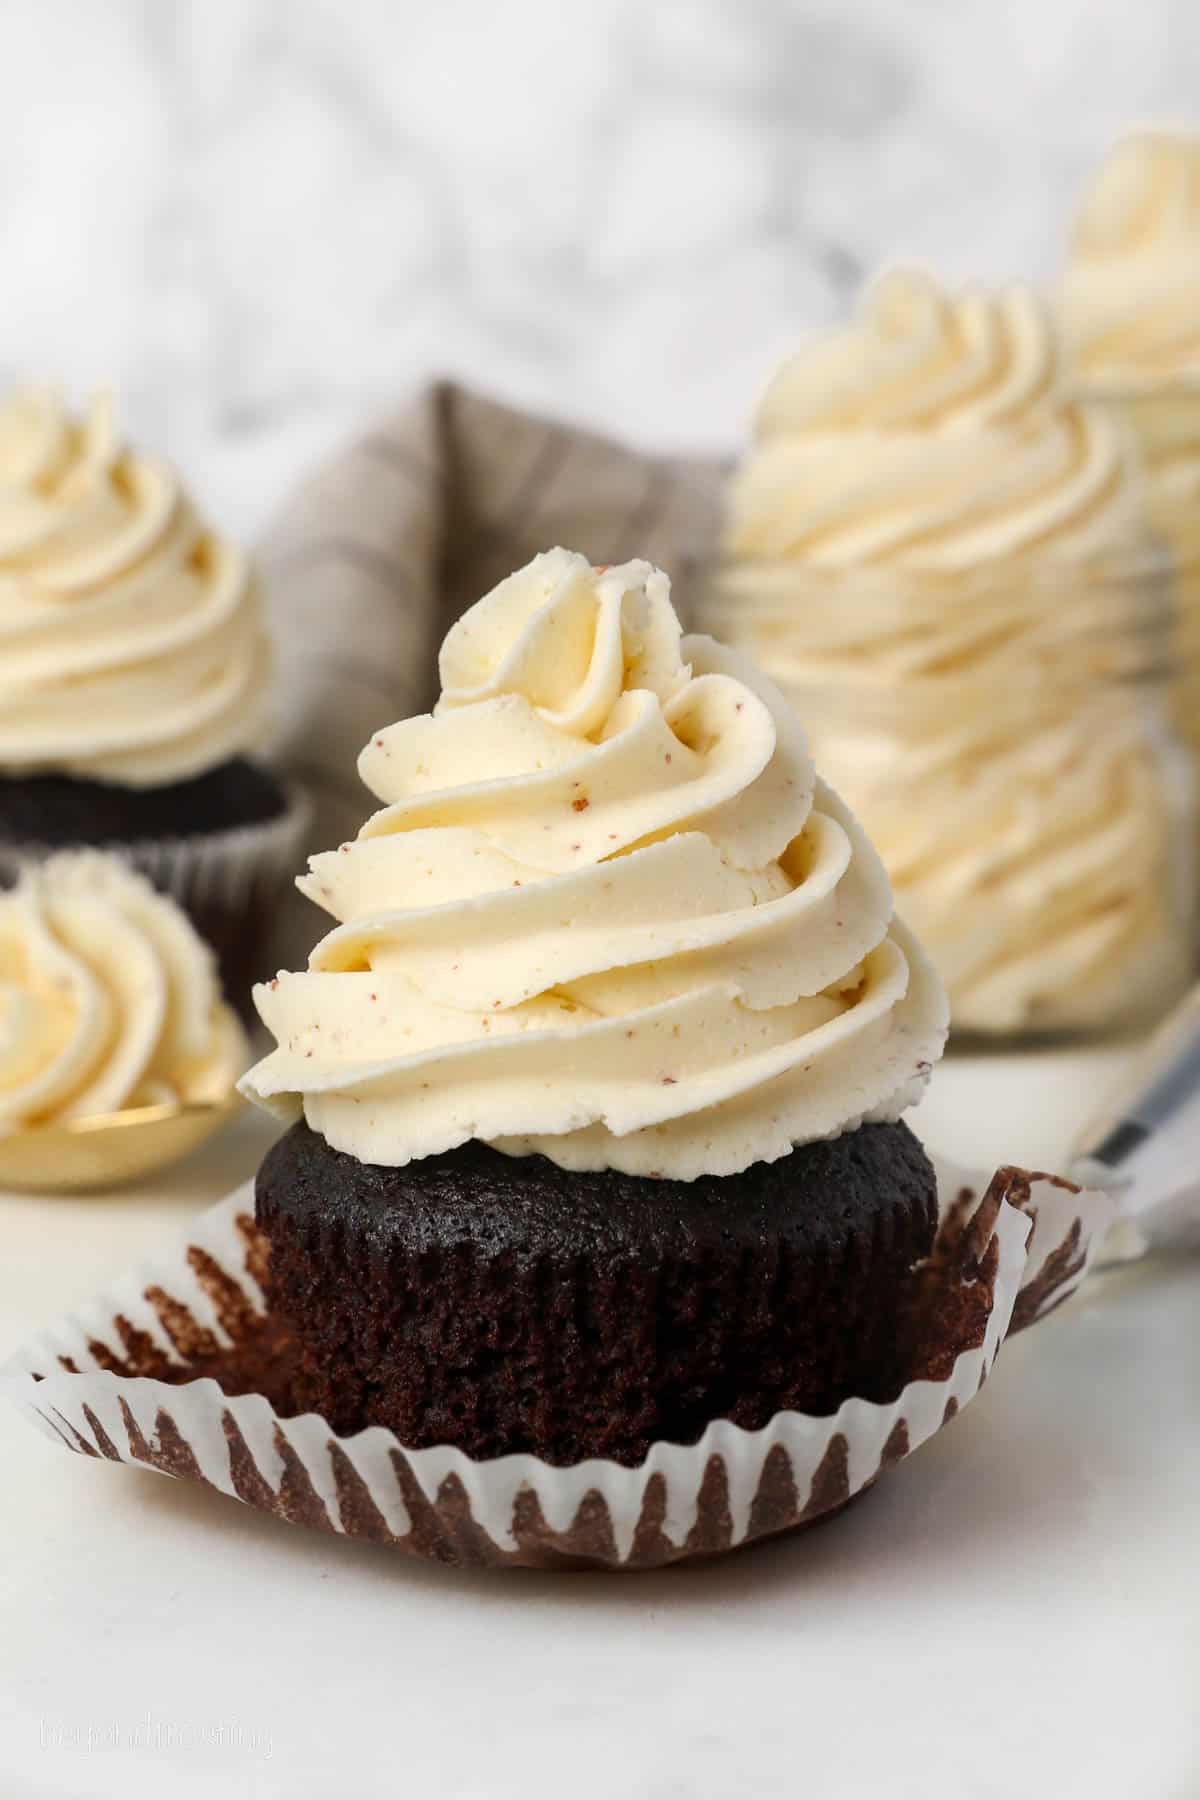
[260,382,724,968]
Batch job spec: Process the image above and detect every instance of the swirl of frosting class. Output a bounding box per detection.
[1062,132,1200,392]
[797,683,1189,1035]
[724,269,1146,575]
[242,550,947,1179]
[0,388,271,786]
[1060,135,1200,763]
[0,852,247,1128]
[709,272,1182,1038]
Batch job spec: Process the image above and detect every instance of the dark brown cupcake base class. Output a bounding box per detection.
[256,1120,941,1466]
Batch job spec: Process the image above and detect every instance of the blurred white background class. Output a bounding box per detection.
[2,0,1198,535]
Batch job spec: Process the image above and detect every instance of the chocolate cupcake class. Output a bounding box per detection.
[242,549,949,1466]
[0,388,309,1007]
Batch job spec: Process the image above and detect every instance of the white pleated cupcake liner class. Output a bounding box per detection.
[1,1153,1114,1571]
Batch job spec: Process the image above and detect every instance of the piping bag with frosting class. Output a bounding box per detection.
[242,549,948,1180]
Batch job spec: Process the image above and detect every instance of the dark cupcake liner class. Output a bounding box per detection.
[0,1155,1113,1571]
[0,782,312,1019]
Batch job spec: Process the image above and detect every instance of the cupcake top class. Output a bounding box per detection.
[1061,131,1200,394]
[242,549,947,1180]
[0,388,270,787]
[0,852,247,1129]
[725,269,1146,577]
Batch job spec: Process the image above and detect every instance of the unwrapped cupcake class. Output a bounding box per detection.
[0,388,310,1007]
[241,548,950,1465]
[706,270,1194,1038]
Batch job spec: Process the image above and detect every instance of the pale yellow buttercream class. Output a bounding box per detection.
[1061,131,1200,754]
[0,388,270,786]
[709,271,1187,1035]
[0,852,247,1128]
[242,550,947,1177]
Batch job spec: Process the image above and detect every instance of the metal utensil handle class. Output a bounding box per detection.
[1077,985,1200,1171]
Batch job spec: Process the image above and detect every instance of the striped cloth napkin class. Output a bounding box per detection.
[260,382,724,967]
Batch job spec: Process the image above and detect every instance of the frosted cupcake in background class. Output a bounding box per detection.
[707,270,1194,1038]
[0,852,247,1186]
[1059,129,1200,760]
[0,389,310,1012]
[0,852,246,1127]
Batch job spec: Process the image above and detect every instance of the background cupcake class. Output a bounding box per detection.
[0,850,246,1186]
[0,387,310,1010]
[707,270,1194,1038]
[1059,129,1200,767]
[0,850,246,1124]
[242,549,948,1465]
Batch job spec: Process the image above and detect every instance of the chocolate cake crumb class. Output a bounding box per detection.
[255,1119,938,1467]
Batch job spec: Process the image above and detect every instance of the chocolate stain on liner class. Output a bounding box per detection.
[81,1404,123,1462]
[1010,1218,1086,1333]
[330,1442,396,1543]
[43,1407,99,1458]
[271,1427,333,1531]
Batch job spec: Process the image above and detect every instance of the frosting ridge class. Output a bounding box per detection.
[0,852,247,1128]
[709,271,1183,1036]
[0,388,271,786]
[1062,131,1200,394]
[1060,133,1200,764]
[727,270,1147,574]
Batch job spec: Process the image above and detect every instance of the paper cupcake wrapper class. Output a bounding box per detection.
[106,780,313,921]
[0,779,312,915]
[1,1155,1113,1571]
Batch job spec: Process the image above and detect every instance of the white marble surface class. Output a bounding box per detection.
[1,1050,1198,1798]
[3,0,1200,541]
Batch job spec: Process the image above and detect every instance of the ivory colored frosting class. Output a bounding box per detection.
[243,549,947,1178]
[710,271,1186,1035]
[1061,130,1200,754]
[0,852,247,1128]
[0,387,270,786]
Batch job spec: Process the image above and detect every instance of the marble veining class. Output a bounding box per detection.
[1,0,1197,540]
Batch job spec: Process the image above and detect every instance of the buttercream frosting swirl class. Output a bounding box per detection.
[1060,134,1200,763]
[0,387,270,786]
[1062,131,1200,397]
[708,271,1185,1037]
[242,549,947,1179]
[726,269,1146,575]
[791,680,1190,1035]
[0,852,247,1128]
